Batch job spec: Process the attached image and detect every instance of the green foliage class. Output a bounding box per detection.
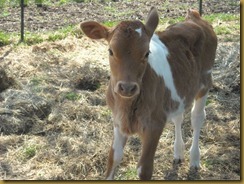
[214,26,231,35]
[0,10,10,17]
[65,92,80,101]
[48,33,65,42]
[25,32,44,45]
[118,168,138,180]
[0,31,10,46]
[30,77,43,86]
[0,0,87,7]
[103,21,118,27]
[24,145,37,159]
[203,13,239,23]
[47,25,79,41]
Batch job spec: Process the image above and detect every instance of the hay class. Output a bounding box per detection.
[0,33,240,180]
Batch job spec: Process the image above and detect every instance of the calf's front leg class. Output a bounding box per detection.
[137,124,164,180]
[105,126,128,180]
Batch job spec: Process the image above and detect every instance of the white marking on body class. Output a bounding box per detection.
[148,34,185,119]
[135,28,142,37]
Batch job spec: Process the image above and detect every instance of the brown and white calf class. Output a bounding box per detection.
[81,7,217,180]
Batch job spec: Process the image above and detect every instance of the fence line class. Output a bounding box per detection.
[21,0,24,42]
[17,0,203,43]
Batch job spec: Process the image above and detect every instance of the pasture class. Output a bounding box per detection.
[0,0,240,180]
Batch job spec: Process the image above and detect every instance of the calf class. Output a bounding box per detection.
[81,7,217,180]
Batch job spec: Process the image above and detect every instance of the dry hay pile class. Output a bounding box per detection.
[0,33,240,179]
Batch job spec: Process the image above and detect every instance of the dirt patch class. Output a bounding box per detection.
[0,0,240,33]
[0,0,240,181]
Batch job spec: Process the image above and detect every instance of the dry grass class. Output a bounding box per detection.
[0,27,240,180]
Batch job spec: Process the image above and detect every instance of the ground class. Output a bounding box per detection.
[0,0,240,180]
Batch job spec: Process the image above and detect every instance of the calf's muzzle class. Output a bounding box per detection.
[115,81,140,98]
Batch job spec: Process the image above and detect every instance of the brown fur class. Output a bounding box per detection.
[81,7,217,180]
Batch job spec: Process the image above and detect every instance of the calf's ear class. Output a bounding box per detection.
[145,7,159,37]
[80,21,109,40]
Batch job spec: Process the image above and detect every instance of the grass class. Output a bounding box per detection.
[0,0,105,8]
[118,168,138,180]
[203,13,239,23]
[0,0,83,7]
[30,77,43,86]
[0,24,83,46]
[0,31,11,46]
[103,21,119,27]
[65,92,80,101]
[24,145,37,159]
[0,12,239,47]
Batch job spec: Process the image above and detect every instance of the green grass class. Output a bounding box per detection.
[47,25,76,41]
[24,146,36,158]
[25,32,44,45]
[0,31,11,46]
[118,168,138,180]
[30,77,43,86]
[65,92,80,101]
[0,24,83,46]
[103,21,118,27]
[0,9,10,17]
[0,0,91,7]
[0,12,239,47]
[203,13,239,23]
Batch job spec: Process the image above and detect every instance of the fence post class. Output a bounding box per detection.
[199,0,202,16]
[20,0,24,42]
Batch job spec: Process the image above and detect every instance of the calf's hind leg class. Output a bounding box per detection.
[190,91,208,168]
[172,113,185,163]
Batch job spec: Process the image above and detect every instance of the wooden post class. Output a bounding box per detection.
[20,0,24,42]
[199,0,202,16]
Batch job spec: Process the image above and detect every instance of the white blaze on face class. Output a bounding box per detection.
[148,34,185,118]
[135,28,142,37]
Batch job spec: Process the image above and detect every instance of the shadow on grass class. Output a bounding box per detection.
[164,161,201,180]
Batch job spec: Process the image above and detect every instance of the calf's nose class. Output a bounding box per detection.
[115,81,139,98]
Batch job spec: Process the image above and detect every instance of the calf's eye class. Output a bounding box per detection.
[108,49,113,56]
[145,51,151,58]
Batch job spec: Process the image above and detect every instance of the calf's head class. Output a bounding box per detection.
[81,7,159,98]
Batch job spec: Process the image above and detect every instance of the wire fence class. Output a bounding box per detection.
[1,0,202,43]
[1,0,240,46]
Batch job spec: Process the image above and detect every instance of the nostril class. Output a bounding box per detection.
[129,84,137,93]
[119,83,125,92]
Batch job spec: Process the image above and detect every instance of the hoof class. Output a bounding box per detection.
[173,158,185,165]
[190,161,201,170]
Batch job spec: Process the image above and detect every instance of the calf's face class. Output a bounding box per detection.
[108,21,151,98]
[80,8,159,98]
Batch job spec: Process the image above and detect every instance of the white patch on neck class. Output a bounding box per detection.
[148,34,185,119]
[135,28,142,37]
